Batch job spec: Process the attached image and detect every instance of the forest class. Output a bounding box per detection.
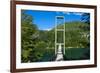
[21,10,90,63]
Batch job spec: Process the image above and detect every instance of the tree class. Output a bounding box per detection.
[81,13,90,46]
[56,21,90,48]
[81,13,90,24]
[21,10,40,62]
[21,10,55,62]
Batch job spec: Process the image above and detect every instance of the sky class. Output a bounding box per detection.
[23,10,85,30]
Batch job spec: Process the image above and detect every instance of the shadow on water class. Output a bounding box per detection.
[63,48,90,61]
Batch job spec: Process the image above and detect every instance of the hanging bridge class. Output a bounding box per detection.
[55,16,65,61]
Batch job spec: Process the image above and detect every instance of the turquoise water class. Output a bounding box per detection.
[63,48,90,60]
[30,48,90,62]
[35,49,56,62]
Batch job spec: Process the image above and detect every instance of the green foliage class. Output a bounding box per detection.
[21,10,42,62]
[57,31,64,43]
[21,11,55,62]
[56,21,90,48]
